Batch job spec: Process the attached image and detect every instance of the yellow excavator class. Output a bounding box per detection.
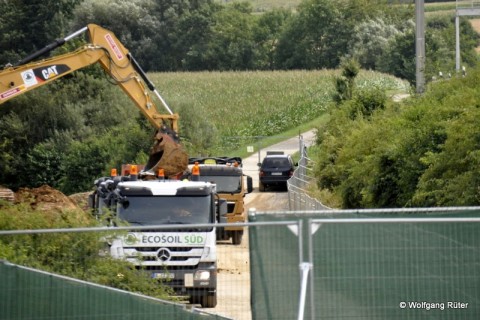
[0,24,187,177]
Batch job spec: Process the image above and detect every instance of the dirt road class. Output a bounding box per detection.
[213,192,289,320]
[207,131,316,319]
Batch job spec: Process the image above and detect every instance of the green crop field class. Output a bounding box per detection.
[148,70,408,154]
[152,70,336,137]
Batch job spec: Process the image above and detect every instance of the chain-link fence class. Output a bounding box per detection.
[287,136,331,211]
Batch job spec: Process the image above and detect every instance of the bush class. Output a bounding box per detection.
[0,203,175,300]
[313,65,480,208]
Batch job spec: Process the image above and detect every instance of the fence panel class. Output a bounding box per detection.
[2,208,480,319]
[0,260,225,320]
[248,215,303,320]
[0,224,237,320]
[309,208,480,319]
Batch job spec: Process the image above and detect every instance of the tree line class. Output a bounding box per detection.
[2,0,478,83]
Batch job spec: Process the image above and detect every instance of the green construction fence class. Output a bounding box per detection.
[249,208,480,320]
[0,260,228,320]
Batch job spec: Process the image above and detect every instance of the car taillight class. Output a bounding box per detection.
[259,171,265,177]
[289,170,293,177]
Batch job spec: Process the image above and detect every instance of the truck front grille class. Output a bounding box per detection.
[124,246,205,265]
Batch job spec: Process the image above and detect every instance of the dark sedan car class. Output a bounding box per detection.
[258,153,295,191]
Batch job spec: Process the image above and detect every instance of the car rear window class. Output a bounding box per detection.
[263,158,290,167]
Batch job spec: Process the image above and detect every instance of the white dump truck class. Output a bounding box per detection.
[89,169,226,308]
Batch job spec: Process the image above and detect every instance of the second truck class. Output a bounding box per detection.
[187,157,253,245]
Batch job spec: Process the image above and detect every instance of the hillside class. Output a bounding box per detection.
[216,0,300,11]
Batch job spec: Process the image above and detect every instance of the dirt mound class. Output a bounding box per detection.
[68,192,93,212]
[15,185,80,212]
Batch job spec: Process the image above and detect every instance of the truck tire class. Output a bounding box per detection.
[232,230,243,245]
[259,181,265,192]
[201,292,217,308]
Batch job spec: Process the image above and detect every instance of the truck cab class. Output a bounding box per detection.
[187,157,253,245]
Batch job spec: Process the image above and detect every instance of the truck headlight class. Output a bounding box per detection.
[111,246,124,258]
[194,270,211,281]
[201,247,210,258]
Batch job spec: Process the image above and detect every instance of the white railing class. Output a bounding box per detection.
[287,136,331,211]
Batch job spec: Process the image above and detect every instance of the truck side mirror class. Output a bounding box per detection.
[217,198,228,223]
[88,193,96,211]
[218,198,227,215]
[246,176,253,193]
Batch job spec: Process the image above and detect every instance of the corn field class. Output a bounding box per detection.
[151,70,407,145]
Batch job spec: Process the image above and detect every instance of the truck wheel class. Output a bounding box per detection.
[232,230,243,245]
[259,181,265,192]
[201,293,217,308]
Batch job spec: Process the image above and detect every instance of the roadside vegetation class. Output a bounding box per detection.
[312,62,480,208]
[0,200,177,300]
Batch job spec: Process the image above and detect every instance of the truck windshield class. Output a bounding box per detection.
[117,195,212,225]
[197,176,241,193]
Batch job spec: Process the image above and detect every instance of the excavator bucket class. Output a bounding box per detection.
[144,126,188,177]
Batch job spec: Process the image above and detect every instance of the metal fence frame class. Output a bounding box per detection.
[287,135,331,211]
[250,207,480,320]
[0,220,301,320]
[307,214,480,320]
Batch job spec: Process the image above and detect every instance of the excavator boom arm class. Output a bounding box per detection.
[1,24,177,131]
[0,24,187,176]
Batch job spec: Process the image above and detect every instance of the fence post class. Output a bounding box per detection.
[297,262,313,320]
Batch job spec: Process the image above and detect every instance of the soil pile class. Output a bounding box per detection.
[68,192,93,212]
[14,185,80,212]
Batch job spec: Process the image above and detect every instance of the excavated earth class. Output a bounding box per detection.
[14,185,80,212]
[1,185,91,226]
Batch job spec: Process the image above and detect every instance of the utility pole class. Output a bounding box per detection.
[415,0,425,94]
